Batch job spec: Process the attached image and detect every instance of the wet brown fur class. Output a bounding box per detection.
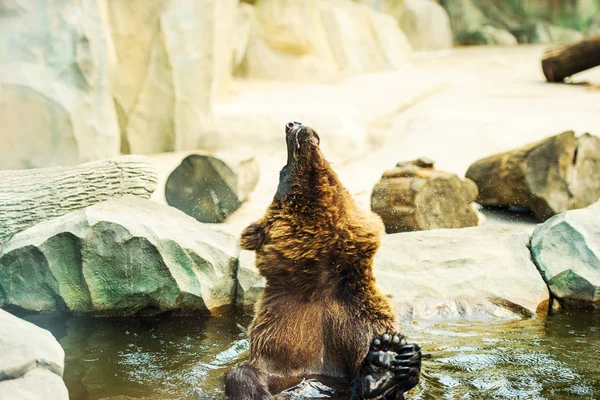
[228,125,397,398]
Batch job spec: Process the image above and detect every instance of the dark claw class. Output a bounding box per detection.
[397,344,420,353]
[359,333,422,399]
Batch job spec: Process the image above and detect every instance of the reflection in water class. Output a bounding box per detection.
[24,311,600,400]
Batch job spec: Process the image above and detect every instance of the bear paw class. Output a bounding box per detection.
[359,333,421,399]
[240,223,266,251]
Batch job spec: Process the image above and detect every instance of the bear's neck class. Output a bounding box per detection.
[281,161,346,214]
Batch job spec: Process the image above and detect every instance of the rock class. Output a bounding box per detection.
[240,0,340,81]
[0,156,158,245]
[320,1,412,73]
[213,0,240,98]
[460,25,518,45]
[0,310,67,399]
[371,159,480,232]
[232,3,254,76]
[512,21,583,44]
[530,202,600,308]
[0,0,119,169]
[400,0,453,50]
[0,196,238,315]
[588,14,600,36]
[442,0,584,46]
[236,250,265,308]
[355,0,405,20]
[443,0,519,46]
[108,0,236,154]
[515,0,599,32]
[465,131,600,221]
[165,152,260,223]
[375,226,549,320]
[236,226,549,320]
[241,0,411,81]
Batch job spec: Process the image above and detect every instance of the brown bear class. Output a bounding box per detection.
[225,122,421,399]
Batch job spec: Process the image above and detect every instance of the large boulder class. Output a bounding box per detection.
[108,0,236,154]
[0,310,67,399]
[241,0,412,81]
[0,156,158,246]
[0,0,119,169]
[0,196,238,315]
[530,202,600,308]
[236,226,549,320]
[400,0,453,50]
[375,226,549,320]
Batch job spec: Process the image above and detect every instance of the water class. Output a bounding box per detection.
[24,311,600,400]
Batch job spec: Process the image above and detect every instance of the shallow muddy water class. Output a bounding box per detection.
[24,310,600,400]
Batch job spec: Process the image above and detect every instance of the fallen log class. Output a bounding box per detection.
[465,131,600,221]
[371,158,479,233]
[542,34,600,82]
[0,156,158,245]
[165,152,259,223]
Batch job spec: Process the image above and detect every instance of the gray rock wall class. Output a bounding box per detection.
[0,0,120,170]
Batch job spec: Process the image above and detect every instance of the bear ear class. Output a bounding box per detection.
[314,131,320,146]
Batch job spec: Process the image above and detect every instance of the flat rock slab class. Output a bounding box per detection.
[0,196,238,315]
[0,310,67,399]
[375,225,549,321]
[531,201,600,308]
[208,70,442,164]
[236,225,549,321]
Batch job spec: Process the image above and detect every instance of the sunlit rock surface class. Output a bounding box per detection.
[531,201,600,308]
[0,310,67,399]
[108,0,236,154]
[375,226,549,320]
[235,225,549,320]
[0,196,238,315]
[0,0,119,170]
[400,0,453,50]
[241,0,412,81]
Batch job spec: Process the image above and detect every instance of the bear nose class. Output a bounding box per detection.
[285,121,302,134]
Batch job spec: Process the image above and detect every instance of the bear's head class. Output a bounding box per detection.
[275,121,330,201]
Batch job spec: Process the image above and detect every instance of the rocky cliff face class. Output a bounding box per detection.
[0,0,120,170]
[108,0,237,154]
[0,0,416,169]
[1,0,596,170]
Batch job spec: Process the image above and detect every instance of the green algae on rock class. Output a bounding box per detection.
[531,201,600,309]
[0,196,238,315]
